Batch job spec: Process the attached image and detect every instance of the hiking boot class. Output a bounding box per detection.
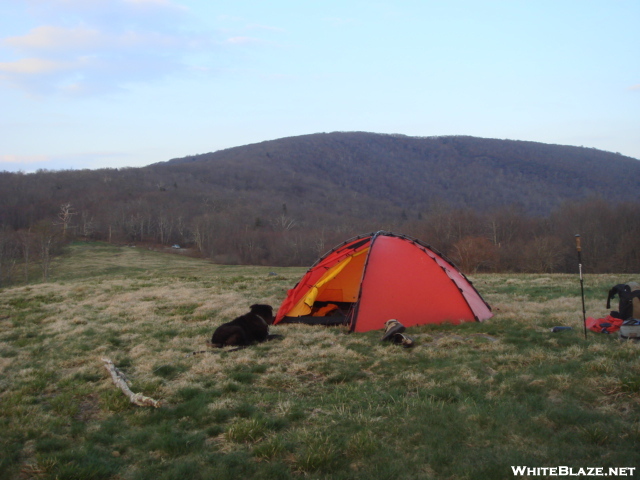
[381,319,406,341]
[392,333,415,348]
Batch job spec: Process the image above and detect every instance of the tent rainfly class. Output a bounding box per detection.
[274,231,493,333]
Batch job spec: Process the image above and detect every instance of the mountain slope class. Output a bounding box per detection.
[158,132,640,216]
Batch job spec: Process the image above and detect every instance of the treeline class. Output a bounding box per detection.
[0,196,638,287]
[405,199,640,274]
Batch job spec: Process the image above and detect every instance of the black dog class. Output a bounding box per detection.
[210,304,274,347]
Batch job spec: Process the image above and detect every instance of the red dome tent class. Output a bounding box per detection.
[274,232,492,333]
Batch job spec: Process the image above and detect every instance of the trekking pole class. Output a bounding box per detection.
[575,234,587,340]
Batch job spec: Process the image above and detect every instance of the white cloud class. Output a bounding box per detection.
[4,25,183,52]
[0,57,68,74]
[0,16,195,95]
[0,154,50,165]
[0,0,281,96]
[3,26,103,51]
[630,84,640,91]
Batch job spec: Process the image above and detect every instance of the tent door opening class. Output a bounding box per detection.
[280,248,368,325]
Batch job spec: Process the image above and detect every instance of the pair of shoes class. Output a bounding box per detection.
[381,320,414,348]
[381,319,405,341]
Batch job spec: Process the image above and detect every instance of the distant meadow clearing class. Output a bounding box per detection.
[1,243,639,479]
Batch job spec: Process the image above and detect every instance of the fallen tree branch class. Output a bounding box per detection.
[101,357,161,408]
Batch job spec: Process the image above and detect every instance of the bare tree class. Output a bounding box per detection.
[315,228,327,256]
[57,203,77,239]
[0,228,19,287]
[522,235,565,273]
[80,210,97,238]
[272,214,297,231]
[451,236,498,273]
[156,215,174,245]
[34,223,58,282]
[191,215,211,254]
[16,228,33,283]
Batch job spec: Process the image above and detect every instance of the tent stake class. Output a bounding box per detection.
[575,234,587,340]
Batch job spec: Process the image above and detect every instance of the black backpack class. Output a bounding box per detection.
[607,283,640,320]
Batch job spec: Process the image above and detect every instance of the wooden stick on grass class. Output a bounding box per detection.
[101,357,161,408]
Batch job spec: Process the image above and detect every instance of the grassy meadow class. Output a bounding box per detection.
[1,242,639,479]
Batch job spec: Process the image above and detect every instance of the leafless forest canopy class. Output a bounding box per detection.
[1,132,639,283]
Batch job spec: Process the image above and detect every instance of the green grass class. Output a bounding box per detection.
[0,243,639,479]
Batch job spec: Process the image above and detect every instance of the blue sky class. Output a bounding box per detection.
[1,0,638,172]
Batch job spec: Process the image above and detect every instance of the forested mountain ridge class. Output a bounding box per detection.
[1,132,639,275]
[162,132,640,215]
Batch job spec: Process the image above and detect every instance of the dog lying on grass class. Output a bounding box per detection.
[210,304,276,347]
